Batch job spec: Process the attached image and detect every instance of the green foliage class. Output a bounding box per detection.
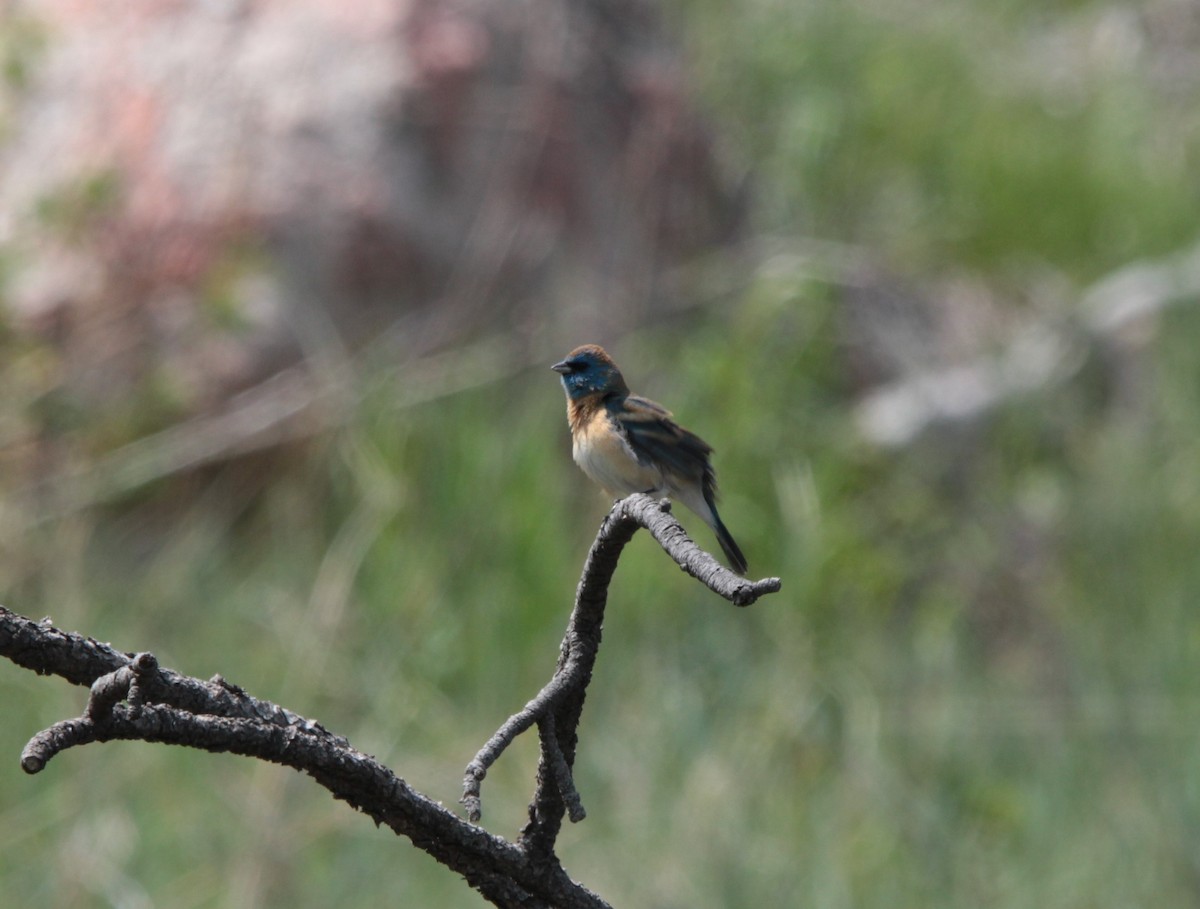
[677,0,1200,281]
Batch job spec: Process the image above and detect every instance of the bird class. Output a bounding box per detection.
[551,343,748,575]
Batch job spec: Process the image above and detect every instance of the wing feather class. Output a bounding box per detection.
[608,394,715,493]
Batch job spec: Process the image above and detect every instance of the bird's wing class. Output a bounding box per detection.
[610,394,714,485]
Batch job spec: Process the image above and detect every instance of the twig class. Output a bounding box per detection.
[539,713,585,823]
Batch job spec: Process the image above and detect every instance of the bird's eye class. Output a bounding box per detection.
[567,360,586,373]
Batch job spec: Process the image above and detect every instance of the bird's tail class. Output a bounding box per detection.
[685,482,749,575]
[711,509,748,576]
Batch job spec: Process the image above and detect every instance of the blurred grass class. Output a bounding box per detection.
[4,0,1200,907]
[679,0,1200,282]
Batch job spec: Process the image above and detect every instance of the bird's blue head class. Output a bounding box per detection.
[551,344,629,400]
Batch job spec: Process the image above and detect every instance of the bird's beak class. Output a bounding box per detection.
[550,360,571,375]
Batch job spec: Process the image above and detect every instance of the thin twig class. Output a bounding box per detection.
[539,713,585,823]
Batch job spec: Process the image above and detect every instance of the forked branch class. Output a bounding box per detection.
[0,493,781,906]
[462,493,782,857]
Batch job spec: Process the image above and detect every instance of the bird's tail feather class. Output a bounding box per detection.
[685,485,749,575]
[712,512,748,576]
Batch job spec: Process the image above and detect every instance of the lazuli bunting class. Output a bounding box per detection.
[551,344,748,575]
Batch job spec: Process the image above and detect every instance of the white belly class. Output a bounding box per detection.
[573,418,663,497]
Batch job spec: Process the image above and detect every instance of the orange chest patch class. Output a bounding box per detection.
[567,397,662,497]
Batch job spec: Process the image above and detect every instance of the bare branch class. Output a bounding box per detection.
[0,607,610,909]
[1,493,781,907]
[464,493,782,852]
[0,610,337,735]
[620,495,783,607]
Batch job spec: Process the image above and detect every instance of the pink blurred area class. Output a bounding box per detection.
[2,0,743,425]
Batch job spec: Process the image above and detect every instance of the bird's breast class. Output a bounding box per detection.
[572,407,662,498]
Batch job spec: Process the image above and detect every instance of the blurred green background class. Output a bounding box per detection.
[4,1,1200,907]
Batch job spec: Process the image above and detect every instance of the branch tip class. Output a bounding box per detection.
[732,576,783,607]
